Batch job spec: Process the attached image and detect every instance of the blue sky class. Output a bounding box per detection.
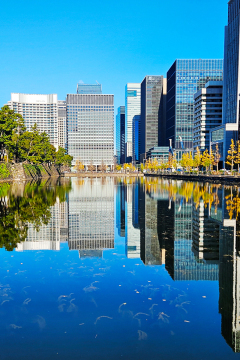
[0,0,227,112]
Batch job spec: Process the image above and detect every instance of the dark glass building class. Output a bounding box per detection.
[140,76,166,162]
[166,59,223,150]
[116,106,125,164]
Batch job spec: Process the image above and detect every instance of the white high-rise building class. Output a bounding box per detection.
[8,93,59,150]
[67,93,114,168]
[125,83,141,162]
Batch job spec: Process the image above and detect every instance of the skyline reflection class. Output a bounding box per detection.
[1,177,240,354]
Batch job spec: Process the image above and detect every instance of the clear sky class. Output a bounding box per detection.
[0,0,227,112]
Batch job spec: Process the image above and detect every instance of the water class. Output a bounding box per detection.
[0,176,240,359]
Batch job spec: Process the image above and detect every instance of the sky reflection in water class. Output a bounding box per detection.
[0,177,239,360]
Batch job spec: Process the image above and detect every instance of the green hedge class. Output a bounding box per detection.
[0,164,10,179]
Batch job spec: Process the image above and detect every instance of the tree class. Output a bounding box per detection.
[201,149,213,173]
[55,147,73,169]
[99,160,107,172]
[213,144,221,173]
[88,161,95,172]
[194,147,202,174]
[74,160,85,172]
[235,140,240,174]
[116,165,122,171]
[226,139,237,174]
[0,106,26,162]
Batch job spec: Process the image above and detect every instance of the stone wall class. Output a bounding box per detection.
[0,162,61,182]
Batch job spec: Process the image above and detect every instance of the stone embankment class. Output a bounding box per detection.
[0,163,61,182]
[63,172,144,178]
[145,172,240,185]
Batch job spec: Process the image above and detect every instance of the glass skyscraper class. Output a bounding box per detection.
[76,83,102,94]
[67,92,114,168]
[166,59,223,150]
[132,115,140,164]
[125,83,141,162]
[140,76,166,162]
[116,106,125,164]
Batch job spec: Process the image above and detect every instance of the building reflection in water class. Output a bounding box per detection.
[11,176,240,352]
[68,178,114,258]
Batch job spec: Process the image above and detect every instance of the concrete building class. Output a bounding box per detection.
[125,83,141,162]
[166,60,223,154]
[116,106,125,164]
[58,100,67,150]
[67,92,114,169]
[140,76,167,163]
[8,93,59,150]
[193,81,223,154]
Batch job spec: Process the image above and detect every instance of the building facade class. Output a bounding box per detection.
[132,115,140,164]
[58,100,67,150]
[193,81,223,153]
[67,93,114,168]
[77,83,102,94]
[125,83,141,162]
[116,106,125,164]
[140,76,166,163]
[166,60,223,152]
[8,93,59,150]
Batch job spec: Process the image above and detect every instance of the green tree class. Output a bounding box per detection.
[0,106,26,162]
[55,147,73,168]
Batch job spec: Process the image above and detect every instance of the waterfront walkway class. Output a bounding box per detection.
[145,172,240,184]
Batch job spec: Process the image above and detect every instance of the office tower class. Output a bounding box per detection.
[68,178,114,257]
[8,93,59,150]
[16,198,68,251]
[166,60,223,152]
[126,183,140,258]
[193,81,223,154]
[77,83,102,94]
[132,115,140,164]
[58,100,67,150]
[140,76,167,162]
[116,106,125,164]
[125,83,141,162]
[67,92,114,168]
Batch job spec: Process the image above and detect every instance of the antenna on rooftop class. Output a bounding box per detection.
[96,81,100,85]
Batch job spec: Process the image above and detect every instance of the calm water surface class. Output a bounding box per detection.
[0,177,240,359]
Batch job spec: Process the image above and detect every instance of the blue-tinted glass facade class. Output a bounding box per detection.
[223,0,240,125]
[166,60,223,149]
[116,106,125,164]
[77,84,102,94]
[132,115,140,164]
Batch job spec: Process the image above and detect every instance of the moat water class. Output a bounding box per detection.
[0,177,240,359]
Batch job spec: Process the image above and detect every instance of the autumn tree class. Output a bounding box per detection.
[226,139,237,174]
[74,160,85,172]
[201,149,213,173]
[194,147,202,174]
[235,140,240,174]
[88,161,95,172]
[213,144,221,173]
